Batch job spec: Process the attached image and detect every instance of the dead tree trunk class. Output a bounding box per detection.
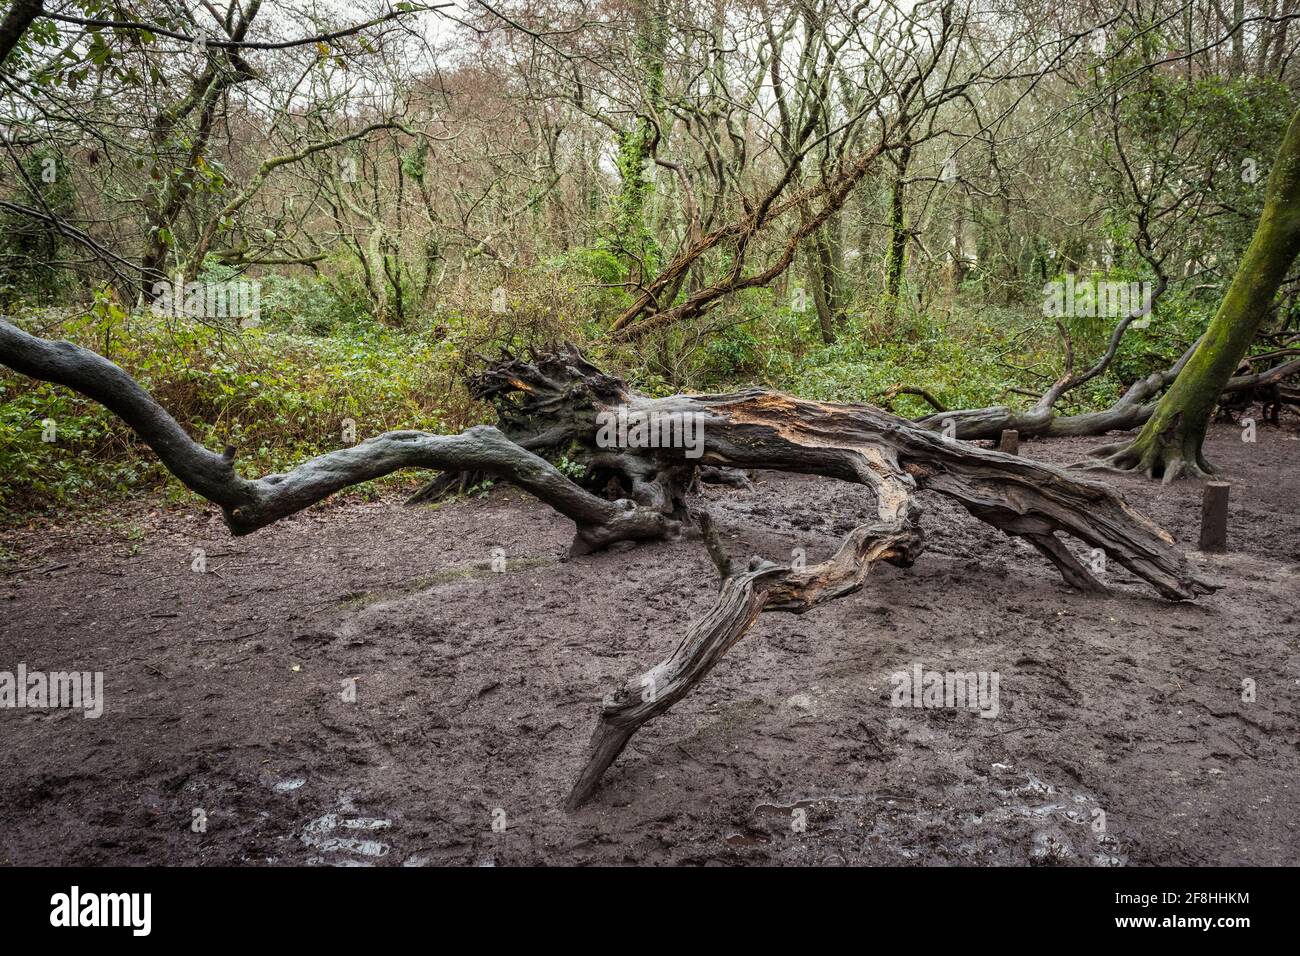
[0,322,1214,809]
[448,345,1210,598]
[407,346,1215,805]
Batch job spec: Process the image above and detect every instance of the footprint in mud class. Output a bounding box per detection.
[729,794,868,855]
[298,791,405,866]
[981,768,1127,866]
[301,812,392,864]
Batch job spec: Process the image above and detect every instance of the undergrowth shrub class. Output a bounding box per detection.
[0,311,475,515]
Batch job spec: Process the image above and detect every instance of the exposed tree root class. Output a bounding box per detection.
[1078,355,1300,482]
[1083,430,1215,485]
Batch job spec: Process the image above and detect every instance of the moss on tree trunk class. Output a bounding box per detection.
[1093,105,1300,481]
[885,144,912,307]
[607,0,667,285]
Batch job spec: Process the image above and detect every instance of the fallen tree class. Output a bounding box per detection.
[0,321,1215,807]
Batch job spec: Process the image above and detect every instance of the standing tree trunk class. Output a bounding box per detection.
[608,0,667,286]
[805,222,842,343]
[1232,0,1246,76]
[1089,106,1300,481]
[885,143,912,307]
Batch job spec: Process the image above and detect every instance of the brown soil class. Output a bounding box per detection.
[2,420,1298,866]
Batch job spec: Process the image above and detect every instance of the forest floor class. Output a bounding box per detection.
[1,419,1298,866]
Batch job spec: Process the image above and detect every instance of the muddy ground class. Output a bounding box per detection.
[1,420,1298,866]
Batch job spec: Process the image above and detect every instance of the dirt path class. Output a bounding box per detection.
[2,421,1298,866]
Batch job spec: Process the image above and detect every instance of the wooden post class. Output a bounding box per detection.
[1199,481,1230,553]
[998,429,1019,455]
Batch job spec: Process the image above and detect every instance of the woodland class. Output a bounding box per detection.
[1,0,1298,866]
